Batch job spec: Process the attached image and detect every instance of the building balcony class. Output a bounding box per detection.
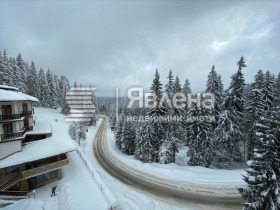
[0,113,23,122]
[22,158,69,179]
[0,129,26,141]
[0,111,33,122]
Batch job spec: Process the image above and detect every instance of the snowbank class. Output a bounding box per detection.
[107,130,246,187]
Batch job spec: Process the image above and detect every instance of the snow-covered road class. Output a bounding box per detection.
[93,116,244,210]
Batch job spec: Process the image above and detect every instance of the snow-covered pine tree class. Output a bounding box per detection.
[120,121,135,155]
[46,69,58,109]
[182,78,192,146]
[275,72,280,107]
[165,69,175,99]
[26,61,40,103]
[53,74,61,106]
[206,65,224,127]
[115,116,124,150]
[38,68,50,107]
[15,53,27,93]
[187,104,214,168]
[0,49,13,86]
[60,75,71,115]
[135,123,153,163]
[263,71,275,111]
[246,70,266,160]
[148,69,166,162]
[90,84,97,125]
[213,56,247,167]
[10,58,21,89]
[158,126,179,164]
[239,107,280,210]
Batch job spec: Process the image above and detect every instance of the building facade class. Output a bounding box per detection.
[0,85,76,198]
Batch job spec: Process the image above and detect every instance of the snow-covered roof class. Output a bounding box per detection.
[0,85,19,91]
[0,122,76,168]
[0,89,38,102]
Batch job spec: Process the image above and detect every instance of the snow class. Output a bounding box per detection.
[26,120,52,135]
[107,130,246,187]
[3,199,44,210]
[0,89,38,102]
[0,85,19,91]
[0,121,76,168]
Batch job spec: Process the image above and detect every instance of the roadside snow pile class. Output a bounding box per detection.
[107,130,246,186]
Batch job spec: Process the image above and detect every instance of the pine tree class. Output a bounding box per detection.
[26,61,40,102]
[115,116,124,150]
[275,73,280,107]
[239,107,280,210]
[187,105,213,168]
[10,57,21,88]
[263,71,275,111]
[148,69,166,162]
[0,49,13,86]
[16,53,27,93]
[120,121,135,155]
[46,69,58,108]
[213,57,247,166]
[274,73,280,106]
[60,75,71,115]
[182,78,192,146]
[158,126,179,164]
[165,69,175,99]
[246,70,266,160]
[135,123,153,163]
[38,68,50,107]
[206,65,224,126]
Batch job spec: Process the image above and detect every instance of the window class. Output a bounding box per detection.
[1,105,12,115]
[35,170,58,184]
[3,123,13,134]
[5,165,20,175]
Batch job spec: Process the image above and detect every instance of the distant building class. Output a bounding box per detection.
[65,87,96,125]
[0,85,76,198]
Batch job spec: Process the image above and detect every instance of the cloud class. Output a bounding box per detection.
[0,0,279,96]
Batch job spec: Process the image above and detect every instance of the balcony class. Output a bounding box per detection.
[22,158,69,179]
[0,129,26,141]
[0,111,33,122]
[0,113,23,122]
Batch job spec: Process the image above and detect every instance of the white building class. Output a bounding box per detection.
[0,85,76,197]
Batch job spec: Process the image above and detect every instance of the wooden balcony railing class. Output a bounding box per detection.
[0,129,26,141]
[22,158,69,179]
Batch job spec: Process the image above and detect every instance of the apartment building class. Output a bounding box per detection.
[0,85,76,197]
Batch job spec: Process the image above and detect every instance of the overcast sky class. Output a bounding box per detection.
[0,0,279,96]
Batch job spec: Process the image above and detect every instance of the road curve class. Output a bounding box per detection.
[93,116,244,208]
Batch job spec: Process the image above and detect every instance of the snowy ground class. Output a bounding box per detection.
[106,130,246,187]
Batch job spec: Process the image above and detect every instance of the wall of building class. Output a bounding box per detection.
[0,140,21,159]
